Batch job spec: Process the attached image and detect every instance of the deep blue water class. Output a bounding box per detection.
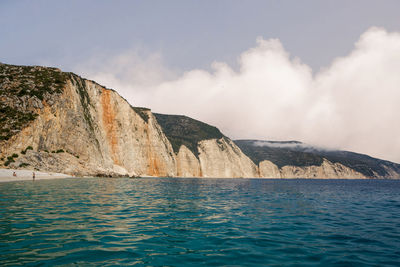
[1,178,400,266]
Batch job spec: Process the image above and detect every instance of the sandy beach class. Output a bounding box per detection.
[0,169,73,183]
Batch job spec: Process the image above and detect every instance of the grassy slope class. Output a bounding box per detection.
[0,63,68,141]
[234,140,324,168]
[235,140,400,178]
[154,113,224,158]
[3,63,398,178]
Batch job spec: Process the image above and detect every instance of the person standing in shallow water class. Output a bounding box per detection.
[32,172,35,180]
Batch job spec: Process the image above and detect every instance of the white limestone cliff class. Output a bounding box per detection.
[258,159,366,179]
[259,160,282,178]
[1,72,258,178]
[176,145,202,177]
[1,75,177,177]
[197,138,259,178]
[1,64,397,179]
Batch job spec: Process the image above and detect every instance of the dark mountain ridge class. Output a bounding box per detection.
[1,62,399,179]
[235,140,400,178]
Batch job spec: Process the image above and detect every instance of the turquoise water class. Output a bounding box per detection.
[1,178,400,266]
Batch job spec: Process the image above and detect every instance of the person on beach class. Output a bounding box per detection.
[13,171,16,177]
[32,172,35,180]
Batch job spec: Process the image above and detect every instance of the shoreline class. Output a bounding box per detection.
[1,169,397,182]
[0,168,73,183]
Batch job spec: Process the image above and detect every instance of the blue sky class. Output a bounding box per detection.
[1,0,400,72]
[1,1,400,162]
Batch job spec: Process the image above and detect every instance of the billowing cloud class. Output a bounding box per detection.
[77,27,400,163]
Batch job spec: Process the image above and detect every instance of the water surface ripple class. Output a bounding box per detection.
[1,178,400,266]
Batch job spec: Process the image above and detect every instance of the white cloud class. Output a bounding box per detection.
[76,27,400,163]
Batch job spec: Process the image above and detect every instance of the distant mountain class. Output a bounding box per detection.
[235,140,400,179]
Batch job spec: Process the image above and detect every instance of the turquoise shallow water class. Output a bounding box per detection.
[0,178,400,266]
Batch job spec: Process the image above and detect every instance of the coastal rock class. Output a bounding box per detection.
[176,145,201,177]
[235,140,400,179]
[198,138,258,178]
[2,63,399,179]
[1,69,177,177]
[259,160,281,178]
[279,159,366,179]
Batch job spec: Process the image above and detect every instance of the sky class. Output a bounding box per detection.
[1,1,400,163]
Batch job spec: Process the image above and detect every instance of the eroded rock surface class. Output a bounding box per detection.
[2,63,399,179]
[1,65,176,177]
[176,145,201,177]
[198,138,259,178]
[279,159,366,179]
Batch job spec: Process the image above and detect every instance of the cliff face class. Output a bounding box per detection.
[154,114,258,178]
[259,160,281,178]
[176,145,201,177]
[1,63,399,179]
[0,64,177,176]
[278,160,365,179]
[174,139,259,178]
[198,138,258,178]
[92,85,176,177]
[236,140,400,179]
[169,137,259,178]
[0,64,257,178]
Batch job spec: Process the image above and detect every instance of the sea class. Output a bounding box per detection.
[0,177,399,266]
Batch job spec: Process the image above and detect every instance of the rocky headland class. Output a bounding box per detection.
[1,63,399,179]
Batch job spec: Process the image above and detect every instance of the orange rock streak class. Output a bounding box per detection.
[101,89,120,165]
[145,121,162,176]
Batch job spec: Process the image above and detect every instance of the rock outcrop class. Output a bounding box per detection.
[0,63,257,178]
[258,159,366,179]
[1,64,177,176]
[236,140,400,179]
[259,160,281,178]
[197,138,258,178]
[1,63,399,179]
[154,114,258,178]
[279,159,366,179]
[176,145,201,177]
[174,138,258,178]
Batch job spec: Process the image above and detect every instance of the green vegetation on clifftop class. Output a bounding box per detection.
[132,107,150,123]
[0,63,67,141]
[69,74,95,133]
[154,113,224,158]
[0,63,67,100]
[235,140,400,178]
[235,140,323,168]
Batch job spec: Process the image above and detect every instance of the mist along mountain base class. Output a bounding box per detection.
[234,140,400,179]
[1,63,399,179]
